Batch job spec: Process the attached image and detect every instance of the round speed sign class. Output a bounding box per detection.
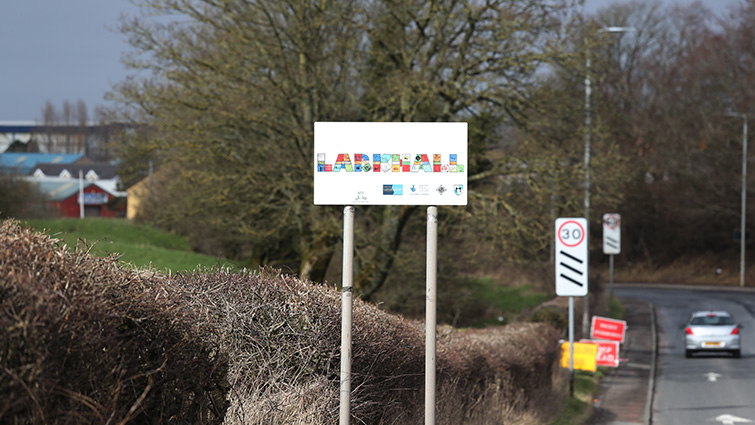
[558,220,586,248]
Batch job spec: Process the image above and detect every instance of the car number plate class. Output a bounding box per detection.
[703,342,722,347]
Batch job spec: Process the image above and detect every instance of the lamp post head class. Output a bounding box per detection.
[599,26,636,33]
[725,111,747,120]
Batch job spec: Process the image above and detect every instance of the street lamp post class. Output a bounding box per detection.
[583,26,635,337]
[726,112,748,287]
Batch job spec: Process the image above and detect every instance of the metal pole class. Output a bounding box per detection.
[609,254,615,298]
[583,26,635,335]
[425,206,438,425]
[582,49,592,339]
[79,169,85,219]
[568,296,575,398]
[339,206,355,425]
[584,53,592,224]
[741,116,748,287]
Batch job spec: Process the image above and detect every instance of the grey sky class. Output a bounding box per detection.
[0,0,740,123]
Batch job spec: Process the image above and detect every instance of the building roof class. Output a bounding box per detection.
[0,153,84,174]
[31,179,127,202]
[30,163,120,180]
[36,180,84,202]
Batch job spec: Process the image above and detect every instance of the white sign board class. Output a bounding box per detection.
[555,218,589,297]
[314,122,468,206]
[602,213,621,255]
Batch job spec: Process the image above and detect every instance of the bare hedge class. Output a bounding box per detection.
[1,219,564,424]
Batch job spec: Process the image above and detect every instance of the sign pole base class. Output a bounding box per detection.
[569,296,575,398]
[425,206,438,425]
[339,206,355,425]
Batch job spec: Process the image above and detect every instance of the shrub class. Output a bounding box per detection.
[0,219,228,424]
[530,306,569,335]
[1,218,565,424]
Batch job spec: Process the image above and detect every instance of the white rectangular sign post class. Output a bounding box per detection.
[602,213,621,296]
[555,217,588,398]
[602,213,621,255]
[314,122,468,206]
[314,122,467,425]
[555,218,589,297]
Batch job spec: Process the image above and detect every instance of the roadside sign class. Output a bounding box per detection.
[603,213,621,255]
[581,339,621,368]
[313,122,468,206]
[555,218,589,296]
[590,316,627,343]
[560,342,598,372]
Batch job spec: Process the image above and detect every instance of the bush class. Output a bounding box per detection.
[0,173,57,219]
[0,219,228,424]
[1,219,565,424]
[530,306,568,335]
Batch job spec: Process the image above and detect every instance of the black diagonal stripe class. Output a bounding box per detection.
[606,236,618,244]
[560,274,584,286]
[559,250,583,264]
[605,241,619,249]
[560,262,583,275]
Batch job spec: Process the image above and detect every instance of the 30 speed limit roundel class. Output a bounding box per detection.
[558,220,585,248]
[555,218,589,296]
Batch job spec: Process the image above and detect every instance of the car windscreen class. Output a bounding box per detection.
[690,316,734,326]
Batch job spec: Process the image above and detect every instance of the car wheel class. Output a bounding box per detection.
[685,349,693,358]
[733,349,741,358]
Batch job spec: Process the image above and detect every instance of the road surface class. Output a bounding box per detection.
[615,285,755,425]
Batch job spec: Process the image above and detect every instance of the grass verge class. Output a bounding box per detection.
[20,218,240,272]
[549,370,602,425]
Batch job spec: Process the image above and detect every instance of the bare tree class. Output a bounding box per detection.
[62,100,74,153]
[39,101,58,153]
[112,0,578,294]
[77,99,89,156]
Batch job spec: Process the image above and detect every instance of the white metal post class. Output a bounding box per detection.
[741,116,748,287]
[584,26,635,336]
[79,169,84,219]
[726,112,749,287]
[568,296,575,397]
[339,206,355,425]
[425,206,438,425]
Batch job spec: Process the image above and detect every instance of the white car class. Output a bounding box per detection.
[684,311,741,358]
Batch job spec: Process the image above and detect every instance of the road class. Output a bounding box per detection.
[615,285,755,425]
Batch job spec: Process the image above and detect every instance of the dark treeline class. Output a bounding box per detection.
[105,0,755,303]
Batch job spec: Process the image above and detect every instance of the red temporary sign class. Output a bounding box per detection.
[590,316,627,343]
[581,339,621,368]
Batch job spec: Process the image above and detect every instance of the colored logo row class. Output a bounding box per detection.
[383,184,464,196]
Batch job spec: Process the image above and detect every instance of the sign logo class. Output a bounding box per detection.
[454,184,463,196]
[383,184,403,195]
[355,191,368,203]
[437,185,447,195]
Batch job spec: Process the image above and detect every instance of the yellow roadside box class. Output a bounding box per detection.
[560,342,598,372]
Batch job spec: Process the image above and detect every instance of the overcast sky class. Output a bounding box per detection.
[0,0,741,123]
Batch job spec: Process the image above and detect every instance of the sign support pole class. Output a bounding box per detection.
[78,170,85,219]
[609,254,615,298]
[339,206,355,425]
[568,296,575,398]
[425,206,438,425]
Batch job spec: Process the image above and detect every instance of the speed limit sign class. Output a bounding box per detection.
[602,213,621,255]
[555,218,589,296]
